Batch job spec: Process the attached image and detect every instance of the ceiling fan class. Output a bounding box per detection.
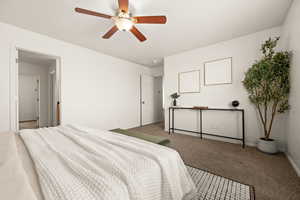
[75,0,167,42]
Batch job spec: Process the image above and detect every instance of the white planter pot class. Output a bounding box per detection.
[257,138,278,154]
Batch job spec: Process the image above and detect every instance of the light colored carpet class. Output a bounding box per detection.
[129,123,300,200]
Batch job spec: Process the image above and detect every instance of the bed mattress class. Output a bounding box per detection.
[0,131,43,200]
[1,126,196,200]
[15,132,44,200]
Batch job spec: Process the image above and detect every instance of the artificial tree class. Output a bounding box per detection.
[243,37,291,140]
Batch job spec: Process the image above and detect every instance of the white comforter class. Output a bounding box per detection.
[20,125,196,200]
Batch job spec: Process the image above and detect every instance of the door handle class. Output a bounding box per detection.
[141,101,145,104]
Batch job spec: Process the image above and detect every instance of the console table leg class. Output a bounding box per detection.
[168,108,171,134]
[200,110,203,139]
[242,110,245,148]
[172,108,175,133]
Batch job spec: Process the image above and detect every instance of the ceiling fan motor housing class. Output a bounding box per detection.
[113,11,134,31]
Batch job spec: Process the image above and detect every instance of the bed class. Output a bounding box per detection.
[1,125,196,200]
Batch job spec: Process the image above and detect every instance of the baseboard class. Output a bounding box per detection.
[165,128,288,151]
[19,120,37,123]
[286,153,300,177]
[165,129,256,147]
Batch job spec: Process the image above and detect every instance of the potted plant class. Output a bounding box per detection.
[243,37,291,154]
[170,92,180,106]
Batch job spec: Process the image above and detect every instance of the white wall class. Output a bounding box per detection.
[151,66,164,77]
[164,27,287,148]
[0,22,151,132]
[19,75,38,121]
[280,0,300,175]
[19,62,50,127]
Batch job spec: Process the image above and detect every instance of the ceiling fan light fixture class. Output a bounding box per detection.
[114,17,134,31]
[75,0,167,42]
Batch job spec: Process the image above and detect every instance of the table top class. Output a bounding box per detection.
[169,106,244,111]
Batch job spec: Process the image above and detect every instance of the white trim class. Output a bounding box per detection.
[164,129,288,152]
[36,76,41,127]
[286,153,300,177]
[165,129,256,147]
[48,72,51,126]
[9,45,19,131]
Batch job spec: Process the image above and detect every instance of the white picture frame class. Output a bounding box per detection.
[204,57,232,86]
[178,70,200,93]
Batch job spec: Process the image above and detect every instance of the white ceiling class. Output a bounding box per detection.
[0,0,292,67]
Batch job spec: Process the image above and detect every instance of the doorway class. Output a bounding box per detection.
[154,76,164,123]
[18,75,40,129]
[140,75,164,126]
[11,48,61,131]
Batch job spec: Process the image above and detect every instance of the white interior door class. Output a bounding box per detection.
[141,75,156,125]
[19,75,39,122]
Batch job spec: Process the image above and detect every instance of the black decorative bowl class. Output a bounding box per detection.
[232,100,240,107]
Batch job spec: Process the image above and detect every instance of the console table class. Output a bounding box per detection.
[168,107,245,148]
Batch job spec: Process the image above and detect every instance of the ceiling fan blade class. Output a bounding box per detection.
[75,7,112,19]
[130,26,147,42]
[102,26,118,39]
[133,16,167,24]
[118,0,129,12]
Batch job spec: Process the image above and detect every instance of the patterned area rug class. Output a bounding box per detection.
[187,166,255,200]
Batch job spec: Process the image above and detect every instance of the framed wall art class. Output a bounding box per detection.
[204,57,232,86]
[178,70,200,93]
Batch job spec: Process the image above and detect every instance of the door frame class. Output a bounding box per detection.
[36,76,41,127]
[10,45,62,132]
[140,75,143,127]
[48,71,55,127]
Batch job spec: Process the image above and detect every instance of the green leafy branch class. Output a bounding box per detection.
[243,37,291,139]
